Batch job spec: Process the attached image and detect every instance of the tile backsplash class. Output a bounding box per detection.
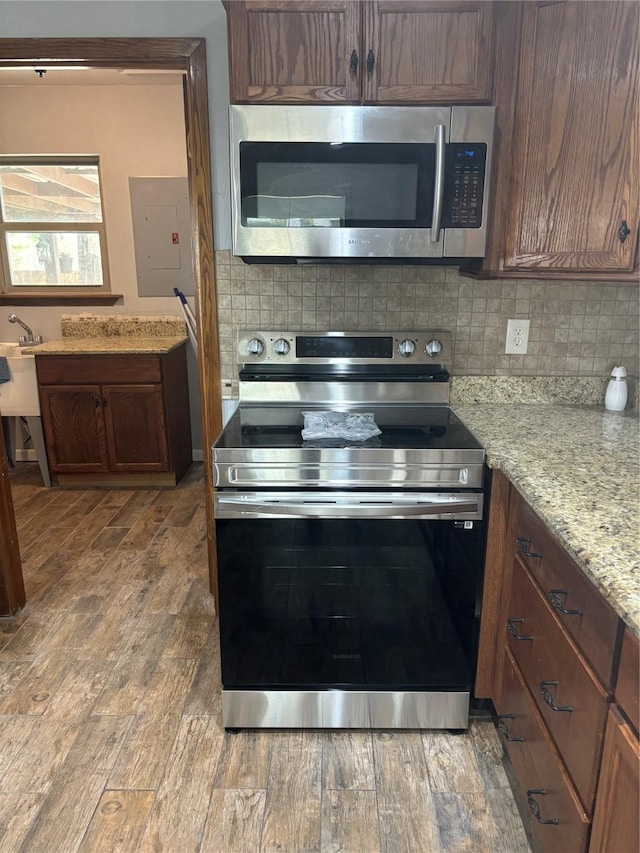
[215,251,639,386]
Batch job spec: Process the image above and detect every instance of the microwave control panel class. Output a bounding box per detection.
[443,143,487,229]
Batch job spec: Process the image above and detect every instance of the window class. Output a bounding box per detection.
[0,155,110,293]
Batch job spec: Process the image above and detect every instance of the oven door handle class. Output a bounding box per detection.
[215,492,482,520]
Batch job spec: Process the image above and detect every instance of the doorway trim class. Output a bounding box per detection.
[0,38,222,612]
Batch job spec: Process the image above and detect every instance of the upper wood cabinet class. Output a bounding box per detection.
[224,0,494,104]
[476,0,639,280]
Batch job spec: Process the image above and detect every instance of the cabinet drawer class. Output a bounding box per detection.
[497,649,590,853]
[516,500,620,688]
[36,355,163,385]
[507,556,609,812]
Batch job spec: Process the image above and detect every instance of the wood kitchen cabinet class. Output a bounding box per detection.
[36,347,192,487]
[477,478,630,851]
[224,0,494,104]
[471,0,639,281]
[589,630,640,853]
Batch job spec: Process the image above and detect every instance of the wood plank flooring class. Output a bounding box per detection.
[1,463,531,853]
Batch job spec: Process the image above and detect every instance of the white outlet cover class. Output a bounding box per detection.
[505,319,530,354]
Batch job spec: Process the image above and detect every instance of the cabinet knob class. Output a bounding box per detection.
[526,790,559,826]
[366,49,375,74]
[350,50,358,73]
[507,618,534,641]
[539,680,573,712]
[497,713,525,742]
[547,588,583,616]
[516,536,542,559]
[618,220,631,244]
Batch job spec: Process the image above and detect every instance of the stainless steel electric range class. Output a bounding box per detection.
[212,331,488,730]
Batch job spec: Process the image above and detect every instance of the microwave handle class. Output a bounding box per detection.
[430,124,446,243]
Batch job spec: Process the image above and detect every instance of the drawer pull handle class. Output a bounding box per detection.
[516,537,542,559]
[540,680,573,713]
[497,714,525,742]
[507,618,534,641]
[350,49,358,73]
[527,790,559,825]
[548,588,583,616]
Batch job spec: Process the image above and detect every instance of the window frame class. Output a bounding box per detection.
[0,154,111,295]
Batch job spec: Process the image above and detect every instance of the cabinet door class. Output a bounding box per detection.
[102,384,168,472]
[363,1,493,103]
[504,1,639,273]
[39,385,109,474]
[589,705,640,853]
[226,0,361,103]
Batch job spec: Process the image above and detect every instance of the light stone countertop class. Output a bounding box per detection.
[453,402,640,638]
[22,336,188,356]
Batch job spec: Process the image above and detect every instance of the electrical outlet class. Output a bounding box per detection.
[505,319,530,354]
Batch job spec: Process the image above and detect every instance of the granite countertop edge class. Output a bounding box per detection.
[453,402,640,639]
[22,336,189,355]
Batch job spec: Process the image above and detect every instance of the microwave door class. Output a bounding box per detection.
[234,139,444,260]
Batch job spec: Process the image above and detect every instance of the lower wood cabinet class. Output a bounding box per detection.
[506,556,609,812]
[478,474,635,852]
[589,705,640,853]
[36,347,192,486]
[589,628,640,852]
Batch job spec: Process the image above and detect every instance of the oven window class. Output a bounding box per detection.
[239,142,434,228]
[217,518,484,691]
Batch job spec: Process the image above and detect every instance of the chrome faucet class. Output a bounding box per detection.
[8,313,42,345]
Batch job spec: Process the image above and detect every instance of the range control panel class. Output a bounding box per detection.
[237,331,452,365]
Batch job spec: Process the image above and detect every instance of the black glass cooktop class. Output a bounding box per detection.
[215,405,482,452]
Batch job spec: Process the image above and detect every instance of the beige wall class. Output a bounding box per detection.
[215,251,639,386]
[0,81,188,342]
[0,74,637,397]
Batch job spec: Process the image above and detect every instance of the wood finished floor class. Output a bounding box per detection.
[1,462,531,853]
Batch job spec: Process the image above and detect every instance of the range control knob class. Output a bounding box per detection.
[246,337,264,357]
[398,339,416,358]
[425,339,443,358]
[273,338,291,356]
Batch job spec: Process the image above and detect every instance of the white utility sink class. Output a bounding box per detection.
[0,342,40,415]
[0,341,50,486]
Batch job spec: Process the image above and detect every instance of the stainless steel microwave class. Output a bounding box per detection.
[229,104,495,263]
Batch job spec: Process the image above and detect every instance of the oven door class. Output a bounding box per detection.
[215,490,487,729]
